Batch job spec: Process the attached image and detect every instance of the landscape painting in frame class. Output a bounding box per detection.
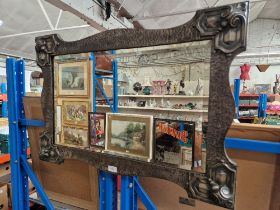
[61,126,88,148]
[58,60,89,96]
[62,100,90,127]
[105,113,153,161]
[89,112,106,147]
[154,119,195,170]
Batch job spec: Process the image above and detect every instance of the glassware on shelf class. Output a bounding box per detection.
[143,76,152,95]
[152,80,166,95]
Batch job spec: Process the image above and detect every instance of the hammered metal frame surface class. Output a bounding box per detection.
[35,2,249,209]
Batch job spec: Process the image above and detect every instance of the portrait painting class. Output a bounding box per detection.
[89,112,106,147]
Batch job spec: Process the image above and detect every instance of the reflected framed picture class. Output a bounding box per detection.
[62,100,90,126]
[61,126,88,148]
[254,84,271,94]
[58,60,89,96]
[89,112,106,147]
[105,113,153,162]
[154,118,195,169]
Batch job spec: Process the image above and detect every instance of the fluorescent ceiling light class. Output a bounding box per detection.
[0,20,3,27]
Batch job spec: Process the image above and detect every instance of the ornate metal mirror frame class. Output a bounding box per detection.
[35,2,249,209]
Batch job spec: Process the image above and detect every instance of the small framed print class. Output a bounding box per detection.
[62,100,90,126]
[55,105,62,144]
[105,113,153,162]
[154,118,195,169]
[180,147,193,170]
[89,112,106,147]
[60,126,89,148]
[58,60,89,96]
[254,84,271,94]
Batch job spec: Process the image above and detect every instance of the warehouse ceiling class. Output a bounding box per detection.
[0,0,279,60]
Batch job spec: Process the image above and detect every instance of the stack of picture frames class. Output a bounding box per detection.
[54,54,91,148]
[89,112,196,169]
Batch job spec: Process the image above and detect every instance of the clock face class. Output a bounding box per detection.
[138,55,149,65]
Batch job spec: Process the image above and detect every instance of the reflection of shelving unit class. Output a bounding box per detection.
[234,79,268,123]
[118,95,209,99]
[97,104,208,113]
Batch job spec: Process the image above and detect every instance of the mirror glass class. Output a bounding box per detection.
[54,40,211,172]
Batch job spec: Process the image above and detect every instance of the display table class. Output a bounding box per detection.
[139,123,280,210]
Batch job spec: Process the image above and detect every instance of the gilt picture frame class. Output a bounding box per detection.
[62,100,90,127]
[105,113,153,162]
[35,2,249,209]
[57,60,89,97]
[60,126,89,148]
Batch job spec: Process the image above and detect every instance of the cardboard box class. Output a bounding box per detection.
[269,94,280,102]
[0,164,10,177]
[0,184,8,210]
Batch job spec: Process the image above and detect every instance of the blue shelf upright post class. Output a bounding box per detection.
[1,83,8,117]
[6,58,54,210]
[233,79,241,119]
[258,94,268,123]
[6,58,29,210]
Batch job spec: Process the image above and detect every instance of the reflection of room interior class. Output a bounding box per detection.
[230,64,280,125]
[96,41,210,172]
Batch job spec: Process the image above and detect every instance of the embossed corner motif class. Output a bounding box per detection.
[39,130,64,164]
[189,161,236,209]
[196,2,248,53]
[35,34,60,68]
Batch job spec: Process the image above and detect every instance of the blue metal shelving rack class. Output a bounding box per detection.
[6,58,54,210]
[233,79,268,120]
[91,52,157,210]
[5,57,279,210]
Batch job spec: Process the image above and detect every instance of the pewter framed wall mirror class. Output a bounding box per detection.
[35,2,249,209]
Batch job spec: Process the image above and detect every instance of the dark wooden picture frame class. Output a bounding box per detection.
[35,2,249,209]
[153,118,195,170]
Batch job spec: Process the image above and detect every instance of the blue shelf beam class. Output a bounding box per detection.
[233,79,241,118]
[225,138,280,154]
[134,177,157,210]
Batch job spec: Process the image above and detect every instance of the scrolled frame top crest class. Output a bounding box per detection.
[35,2,249,209]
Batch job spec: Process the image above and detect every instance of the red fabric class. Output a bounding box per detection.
[240,64,251,80]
